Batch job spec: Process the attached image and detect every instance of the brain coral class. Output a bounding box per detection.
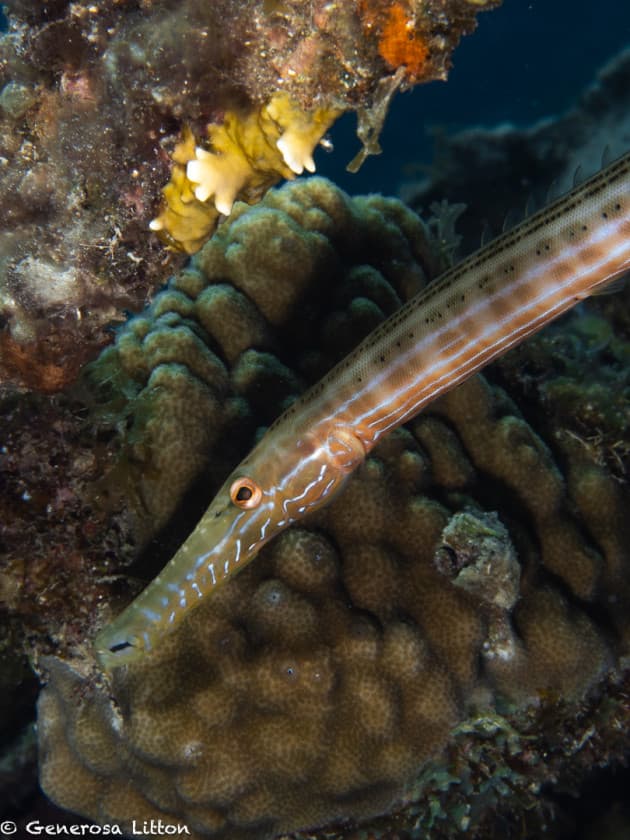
[37,177,630,839]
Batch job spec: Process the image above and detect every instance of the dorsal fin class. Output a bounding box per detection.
[523,194,535,218]
[572,164,583,187]
[545,178,560,204]
[592,273,628,296]
[502,207,521,233]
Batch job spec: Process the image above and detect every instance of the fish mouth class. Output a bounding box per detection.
[92,498,270,671]
[94,628,146,671]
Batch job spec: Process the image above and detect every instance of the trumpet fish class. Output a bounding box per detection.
[96,151,630,670]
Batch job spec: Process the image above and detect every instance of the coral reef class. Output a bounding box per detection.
[0,385,136,803]
[0,27,628,835]
[82,176,447,546]
[32,176,630,838]
[496,306,630,488]
[0,0,498,390]
[147,0,499,253]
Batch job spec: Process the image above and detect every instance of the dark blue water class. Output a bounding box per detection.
[317,0,630,194]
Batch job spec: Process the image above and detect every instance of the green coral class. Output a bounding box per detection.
[85,176,445,544]
[497,307,630,483]
[34,177,630,839]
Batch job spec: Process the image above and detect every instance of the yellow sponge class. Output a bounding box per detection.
[150,93,340,254]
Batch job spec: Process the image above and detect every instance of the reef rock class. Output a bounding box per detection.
[0,0,498,390]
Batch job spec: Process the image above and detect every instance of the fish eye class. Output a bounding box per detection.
[229,477,263,509]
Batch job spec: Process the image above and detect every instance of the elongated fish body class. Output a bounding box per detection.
[96,152,630,669]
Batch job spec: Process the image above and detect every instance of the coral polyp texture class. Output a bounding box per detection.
[0,0,499,390]
[35,177,630,839]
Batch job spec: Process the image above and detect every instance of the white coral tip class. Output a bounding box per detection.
[193,183,212,203]
[214,194,234,217]
[277,135,308,175]
[186,159,203,185]
[195,146,213,161]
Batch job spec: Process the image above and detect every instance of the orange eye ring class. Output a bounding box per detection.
[229,477,263,509]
